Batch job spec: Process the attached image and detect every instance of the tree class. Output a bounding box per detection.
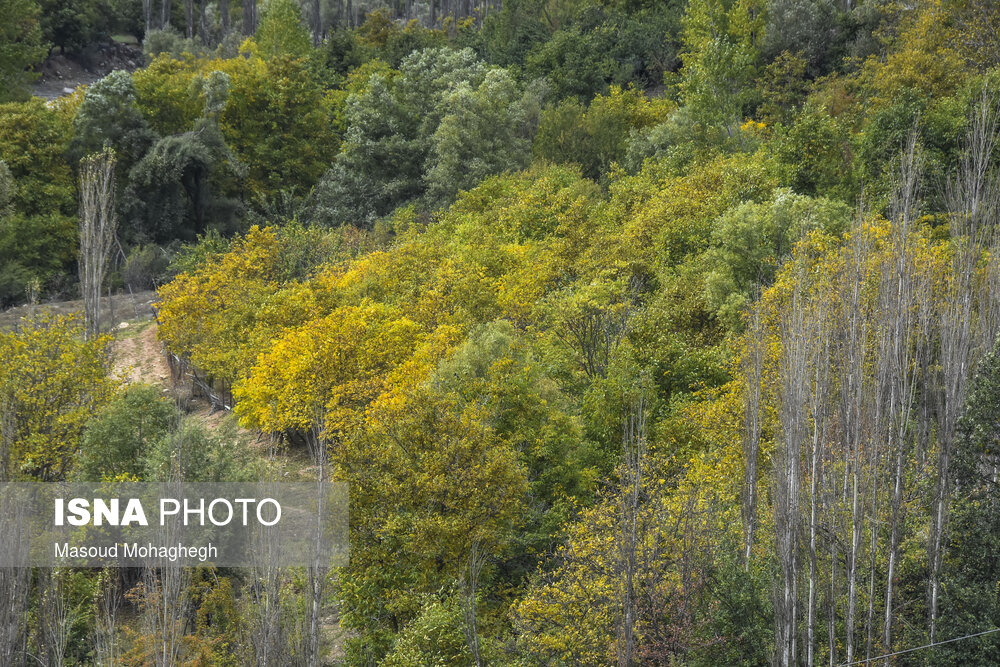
[218,50,340,200]
[937,334,1000,666]
[39,0,103,54]
[477,0,549,67]
[424,69,537,206]
[254,0,312,60]
[761,0,839,77]
[78,147,118,339]
[74,383,176,481]
[242,0,257,35]
[0,315,114,481]
[128,71,244,243]
[70,70,157,172]
[0,0,46,103]
[312,47,492,226]
[677,0,765,136]
[0,98,77,304]
[233,302,424,440]
[533,86,673,181]
[336,389,527,662]
[700,189,850,330]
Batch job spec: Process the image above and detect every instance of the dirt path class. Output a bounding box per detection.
[112,320,173,386]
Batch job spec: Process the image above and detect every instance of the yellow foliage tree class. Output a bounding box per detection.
[0,315,115,480]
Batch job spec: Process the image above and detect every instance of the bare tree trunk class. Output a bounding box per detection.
[242,0,257,34]
[304,417,329,667]
[841,221,872,666]
[462,542,485,667]
[93,570,120,667]
[806,306,830,667]
[219,0,229,36]
[930,91,1000,642]
[0,487,30,665]
[743,304,764,566]
[880,129,927,664]
[78,148,118,341]
[312,0,322,45]
[184,0,194,38]
[250,447,289,665]
[775,278,808,667]
[162,0,172,28]
[143,0,154,33]
[40,569,71,667]
[618,396,646,667]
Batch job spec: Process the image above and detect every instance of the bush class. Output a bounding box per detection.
[75,384,178,481]
[123,244,171,291]
[143,27,209,62]
[142,416,259,482]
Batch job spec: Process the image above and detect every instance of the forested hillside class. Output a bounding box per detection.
[3,0,1000,665]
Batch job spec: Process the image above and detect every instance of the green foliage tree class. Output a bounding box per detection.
[142,416,258,482]
[534,86,672,180]
[476,0,549,67]
[0,0,46,102]
[761,0,839,77]
[39,0,104,54]
[700,188,849,329]
[380,589,478,666]
[937,335,1000,665]
[677,0,765,135]
[424,69,538,206]
[524,1,682,101]
[218,51,340,200]
[336,388,527,662]
[772,101,853,199]
[254,0,312,60]
[314,47,541,225]
[0,98,76,303]
[74,383,177,481]
[70,70,157,171]
[127,71,244,243]
[353,9,447,68]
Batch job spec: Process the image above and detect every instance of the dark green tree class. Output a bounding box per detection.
[74,383,177,481]
[0,0,47,102]
[936,335,1000,665]
[70,70,157,171]
[127,71,243,243]
[312,47,494,226]
[39,0,104,54]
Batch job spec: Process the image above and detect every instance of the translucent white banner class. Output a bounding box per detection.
[0,482,348,567]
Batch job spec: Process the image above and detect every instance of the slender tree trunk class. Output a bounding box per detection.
[743,305,764,566]
[618,397,646,667]
[143,0,153,33]
[881,129,925,664]
[931,92,1000,642]
[78,149,118,341]
[842,223,872,666]
[806,326,829,667]
[776,281,808,667]
[184,0,194,38]
[219,0,229,36]
[242,0,256,34]
[312,0,322,45]
[462,543,485,667]
[93,570,120,667]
